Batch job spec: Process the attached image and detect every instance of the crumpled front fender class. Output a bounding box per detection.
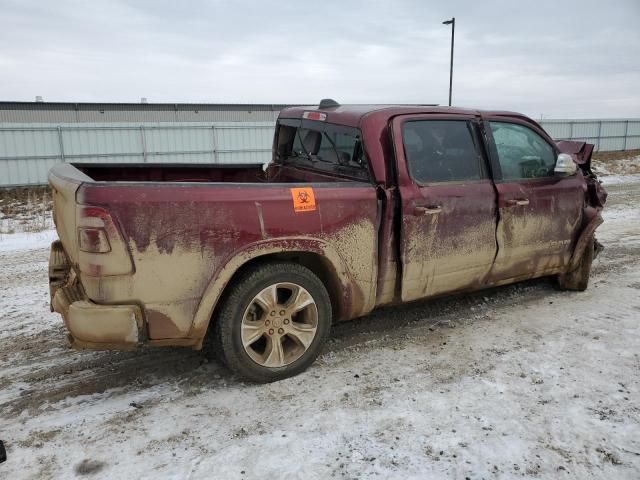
[568,208,603,272]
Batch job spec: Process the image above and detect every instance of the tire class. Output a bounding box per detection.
[557,236,595,291]
[210,262,332,383]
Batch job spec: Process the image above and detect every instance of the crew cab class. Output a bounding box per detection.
[48,100,606,382]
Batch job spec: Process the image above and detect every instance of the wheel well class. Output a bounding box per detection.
[207,252,343,336]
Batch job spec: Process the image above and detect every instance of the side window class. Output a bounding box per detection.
[402,120,483,183]
[318,129,361,165]
[278,121,369,181]
[290,126,363,166]
[489,121,556,180]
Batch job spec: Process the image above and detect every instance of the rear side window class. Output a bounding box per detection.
[489,121,556,180]
[277,120,369,181]
[293,128,360,165]
[402,120,483,183]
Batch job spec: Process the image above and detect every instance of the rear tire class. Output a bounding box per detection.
[211,262,331,383]
[557,236,594,291]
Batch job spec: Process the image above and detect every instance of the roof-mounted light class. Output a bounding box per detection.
[303,111,327,121]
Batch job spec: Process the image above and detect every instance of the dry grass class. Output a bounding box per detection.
[0,186,53,234]
[592,149,640,176]
[592,149,640,162]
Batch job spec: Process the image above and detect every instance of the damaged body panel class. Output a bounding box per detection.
[48,102,605,381]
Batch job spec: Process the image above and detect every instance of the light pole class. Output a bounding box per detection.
[442,17,455,106]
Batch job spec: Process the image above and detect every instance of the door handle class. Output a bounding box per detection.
[413,205,442,216]
[506,198,530,207]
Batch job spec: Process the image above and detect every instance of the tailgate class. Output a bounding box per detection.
[48,163,93,265]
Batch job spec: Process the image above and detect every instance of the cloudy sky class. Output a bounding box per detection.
[1,0,639,118]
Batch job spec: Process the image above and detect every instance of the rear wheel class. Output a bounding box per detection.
[557,236,595,291]
[211,262,331,382]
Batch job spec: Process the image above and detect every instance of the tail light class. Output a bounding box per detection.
[78,227,111,253]
[77,206,133,276]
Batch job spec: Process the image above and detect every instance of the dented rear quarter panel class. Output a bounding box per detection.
[77,181,379,342]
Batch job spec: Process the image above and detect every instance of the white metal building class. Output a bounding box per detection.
[1,102,638,187]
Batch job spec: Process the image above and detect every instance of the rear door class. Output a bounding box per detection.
[483,117,584,282]
[392,114,498,302]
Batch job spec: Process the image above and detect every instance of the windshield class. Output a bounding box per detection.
[276,119,370,181]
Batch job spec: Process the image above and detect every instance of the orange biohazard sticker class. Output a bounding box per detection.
[290,187,316,212]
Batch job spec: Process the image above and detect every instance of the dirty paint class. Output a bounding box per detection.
[489,175,584,283]
[48,105,606,356]
[50,170,379,348]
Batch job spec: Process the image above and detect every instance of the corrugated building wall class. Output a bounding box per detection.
[540,119,640,152]
[0,102,287,186]
[0,102,288,123]
[1,102,639,187]
[0,122,275,186]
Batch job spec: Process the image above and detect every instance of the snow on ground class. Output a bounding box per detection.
[593,154,640,177]
[0,229,57,253]
[0,183,639,480]
[600,174,640,186]
[593,153,640,186]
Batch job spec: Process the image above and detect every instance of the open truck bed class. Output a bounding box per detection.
[49,161,379,351]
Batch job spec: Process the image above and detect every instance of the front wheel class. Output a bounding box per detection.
[211,262,331,382]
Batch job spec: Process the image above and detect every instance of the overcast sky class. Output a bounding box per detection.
[1,0,639,118]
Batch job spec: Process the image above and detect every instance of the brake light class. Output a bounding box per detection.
[303,111,327,121]
[79,206,115,228]
[78,206,118,253]
[76,206,133,276]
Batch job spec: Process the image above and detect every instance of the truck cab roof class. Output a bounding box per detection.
[279,101,550,185]
[279,102,542,185]
[279,102,534,128]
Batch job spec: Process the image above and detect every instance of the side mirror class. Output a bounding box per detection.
[554,153,577,176]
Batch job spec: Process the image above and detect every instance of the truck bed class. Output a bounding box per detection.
[74,163,357,184]
[48,162,381,348]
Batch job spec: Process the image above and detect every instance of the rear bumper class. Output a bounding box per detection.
[52,283,142,349]
[49,241,142,350]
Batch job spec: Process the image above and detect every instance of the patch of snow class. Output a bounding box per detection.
[600,174,640,185]
[593,154,640,185]
[0,229,58,252]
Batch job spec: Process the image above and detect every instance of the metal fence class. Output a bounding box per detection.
[0,122,275,186]
[538,119,640,152]
[1,118,639,187]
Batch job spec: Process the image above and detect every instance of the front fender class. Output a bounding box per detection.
[568,208,603,272]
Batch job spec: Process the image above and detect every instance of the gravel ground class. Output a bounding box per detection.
[0,180,639,480]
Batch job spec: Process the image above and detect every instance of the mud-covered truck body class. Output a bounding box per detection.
[49,101,606,381]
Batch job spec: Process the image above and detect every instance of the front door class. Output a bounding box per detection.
[484,118,584,283]
[393,115,498,302]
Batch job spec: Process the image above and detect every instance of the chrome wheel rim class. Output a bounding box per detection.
[241,282,319,368]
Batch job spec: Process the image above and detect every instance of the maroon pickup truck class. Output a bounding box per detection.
[48,101,606,382]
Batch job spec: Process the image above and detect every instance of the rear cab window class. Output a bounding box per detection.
[401,120,486,184]
[275,119,370,181]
